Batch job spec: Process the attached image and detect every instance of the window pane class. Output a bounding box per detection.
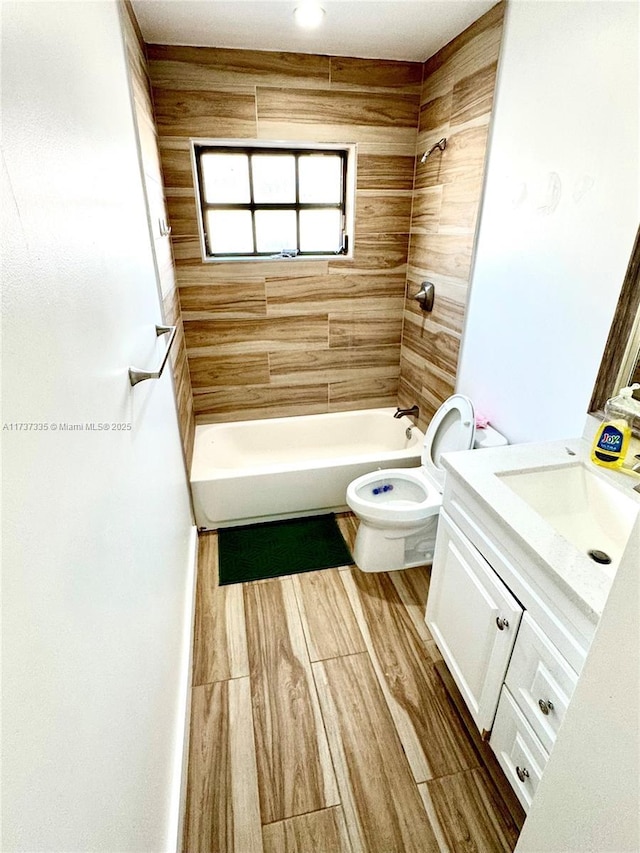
[201,153,250,203]
[255,210,297,253]
[252,155,296,203]
[206,209,253,254]
[299,155,342,203]
[299,209,342,252]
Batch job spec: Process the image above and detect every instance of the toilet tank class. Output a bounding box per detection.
[473,424,508,449]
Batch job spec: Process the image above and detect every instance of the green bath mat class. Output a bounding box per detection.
[218,514,353,585]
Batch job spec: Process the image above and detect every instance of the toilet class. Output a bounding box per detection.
[346,395,507,572]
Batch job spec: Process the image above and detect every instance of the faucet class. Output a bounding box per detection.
[394,405,419,419]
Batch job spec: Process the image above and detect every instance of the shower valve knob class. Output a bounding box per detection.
[414,281,435,312]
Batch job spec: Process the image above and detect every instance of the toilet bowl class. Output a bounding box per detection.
[346,395,506,572]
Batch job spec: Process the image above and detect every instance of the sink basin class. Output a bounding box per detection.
[498,462,639,575]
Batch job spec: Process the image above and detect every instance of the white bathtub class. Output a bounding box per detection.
[190,408,424,529]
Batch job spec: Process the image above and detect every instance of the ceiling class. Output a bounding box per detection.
[131,0,498,62]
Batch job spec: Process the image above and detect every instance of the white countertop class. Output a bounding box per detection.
[441,436,640,623]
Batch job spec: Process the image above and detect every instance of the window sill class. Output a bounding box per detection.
[199,253,354,264]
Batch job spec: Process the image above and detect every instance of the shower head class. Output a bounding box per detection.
[420,137,447,163]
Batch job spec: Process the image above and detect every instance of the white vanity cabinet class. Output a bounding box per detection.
[426,473,596,813]
[426,511,523,734]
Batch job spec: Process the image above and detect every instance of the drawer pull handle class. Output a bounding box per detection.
[516,766,530,782]
[538,698,554,715]
[496,616,510,631]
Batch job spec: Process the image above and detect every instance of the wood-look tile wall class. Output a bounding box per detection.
[147,45,422,423]
[121,3,195,464]
[398,2,505,430]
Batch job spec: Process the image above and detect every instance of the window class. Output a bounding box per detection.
[192,142,353,261]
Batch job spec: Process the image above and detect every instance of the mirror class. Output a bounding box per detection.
[590,225,640,411]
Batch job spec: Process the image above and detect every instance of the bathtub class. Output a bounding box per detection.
[190,408,424,529]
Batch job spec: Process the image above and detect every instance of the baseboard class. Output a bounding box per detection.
[167,524,199,853]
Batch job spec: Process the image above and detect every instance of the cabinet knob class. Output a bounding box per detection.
[496,616,510,631]
[538,698,554,715]
[516,766,530,782]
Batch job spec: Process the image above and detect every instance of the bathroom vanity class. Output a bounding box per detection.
[425,438,640,812]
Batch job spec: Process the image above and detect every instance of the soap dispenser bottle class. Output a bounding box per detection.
[591,383,640,468]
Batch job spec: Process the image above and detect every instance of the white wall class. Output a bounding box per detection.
[516,516,640,852]
[1,3,195,850]
[458,0,639,444]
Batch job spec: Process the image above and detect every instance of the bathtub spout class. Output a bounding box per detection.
[394,405,419,419]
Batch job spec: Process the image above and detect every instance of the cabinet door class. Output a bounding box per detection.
[426,511,524,733]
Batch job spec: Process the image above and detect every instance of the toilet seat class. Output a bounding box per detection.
[421,394,475,489]
[346,468,441,527]
[346,394,476,532]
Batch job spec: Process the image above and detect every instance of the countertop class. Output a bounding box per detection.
[441,436,640,623]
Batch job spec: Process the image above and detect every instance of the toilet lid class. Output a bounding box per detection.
[421,394,475,489]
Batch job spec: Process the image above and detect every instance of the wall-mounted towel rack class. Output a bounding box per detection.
[129,324,177,387]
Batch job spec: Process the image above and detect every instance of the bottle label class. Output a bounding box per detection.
[596,425,624,456]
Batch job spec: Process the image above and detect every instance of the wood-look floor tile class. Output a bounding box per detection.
[184,678,262,853]
[334,512,359,554]
[342,569,480,783]
[433,660,526,831]
[292,570,365,662]
[313,653,440,853]
[421,768,520,852]
[244,578,339,823]
[193,533,249,686]
[262,806,352,853]
[387,566,435,648]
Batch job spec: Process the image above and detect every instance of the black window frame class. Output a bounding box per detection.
[193,144,350,260]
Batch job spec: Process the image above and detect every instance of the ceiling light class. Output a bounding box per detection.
[294,0,325,30]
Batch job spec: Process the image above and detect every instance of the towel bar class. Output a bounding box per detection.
[129,324,177,387]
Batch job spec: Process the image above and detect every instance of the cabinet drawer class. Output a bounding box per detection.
[505,612,578,754]
[491,686,549,812]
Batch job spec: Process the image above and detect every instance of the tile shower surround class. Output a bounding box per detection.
[143,3,505,429]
